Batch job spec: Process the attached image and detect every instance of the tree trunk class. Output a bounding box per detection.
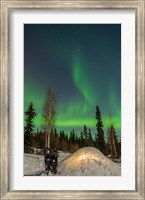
[110,131,113,157]
[112,133,117,159]
[111,129,117,159]
[47,132,50,148]
[45,132,48,148]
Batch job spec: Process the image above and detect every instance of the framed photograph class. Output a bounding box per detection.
[0,0,144,199]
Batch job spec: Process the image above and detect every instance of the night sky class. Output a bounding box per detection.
[24,24,121,136]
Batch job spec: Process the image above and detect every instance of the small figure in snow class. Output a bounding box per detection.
[44,148,58,175]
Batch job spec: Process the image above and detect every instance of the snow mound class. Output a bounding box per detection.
[58,147,121,176]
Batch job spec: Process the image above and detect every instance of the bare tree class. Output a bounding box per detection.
[108,124,117,159]
[108,112,117,158]
[42,88,56,148]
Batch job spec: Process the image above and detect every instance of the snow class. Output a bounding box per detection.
[24,152,70,176]
[24,154,45,176]
[58,147,121,176]
[24,147,121,176]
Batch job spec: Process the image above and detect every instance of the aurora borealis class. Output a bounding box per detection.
[24,24,121,136]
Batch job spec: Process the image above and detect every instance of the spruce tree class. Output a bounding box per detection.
[95,105,106,154]
[88,128,94,147]
[83,125,89,146]
[69,129,76,144]
[25,102,36,133]
[80,131,85,147]
[24,102,36,152]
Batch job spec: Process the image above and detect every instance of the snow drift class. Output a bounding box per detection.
[58,147,121,176]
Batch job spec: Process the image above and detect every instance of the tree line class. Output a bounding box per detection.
[24,100,121,158]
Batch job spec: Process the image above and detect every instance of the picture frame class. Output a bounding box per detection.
[0,0,144,199]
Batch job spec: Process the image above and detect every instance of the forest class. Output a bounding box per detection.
[24,89,121,159]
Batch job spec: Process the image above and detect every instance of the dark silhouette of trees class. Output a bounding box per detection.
[25,125,121,158]
[88,128,94,147]
[24,101,121,159]
[83,125,89,146]
[69,129,76,144]
[68,129,79,152]
[33,131,45,149]
[82,125,93,147]
[24,102,36,152]
[95,105,106,154]
[42,87,56,148]
[25,102,36,133]
[79,131,85,147]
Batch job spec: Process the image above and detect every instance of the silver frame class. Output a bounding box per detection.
[0,0,144,199]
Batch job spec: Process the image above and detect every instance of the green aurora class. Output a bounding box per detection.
[24,24,121,135]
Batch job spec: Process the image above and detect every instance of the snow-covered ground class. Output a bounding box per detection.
[24,151,70,176]
[24,154,45,176]
[24,147,121,176]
